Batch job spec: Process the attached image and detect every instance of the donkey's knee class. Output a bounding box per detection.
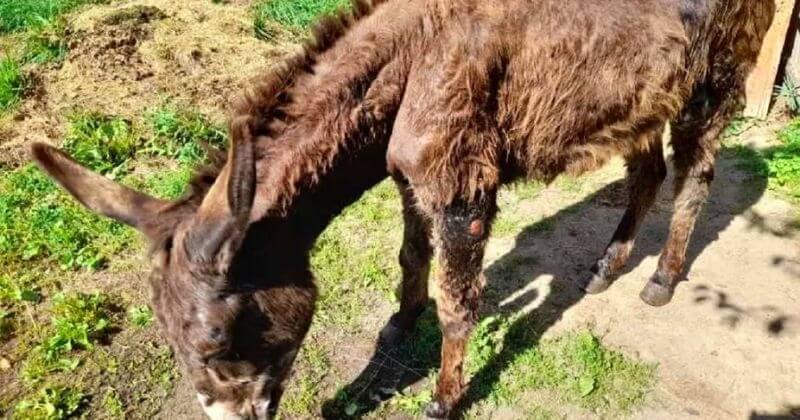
[439,195,496,247]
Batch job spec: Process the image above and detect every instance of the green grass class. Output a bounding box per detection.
[0,106,225,270]
[460,318,655,416]
[0,56,24,112]
[493,181,545,237]
[253,0,350,37]
[0,0,101,34]
[0,273,42,305]
[23,19,68,64]
[335,311,654,418]
[488,330,654,412]
[0,309,13,341]
[281,339,331,416]
[768,119,800,200]
[101,388,124,417]
[0,165,136,270]
[127,305,153,328]
[0,273,41,343]
[725,117,800,202]
[14,386,85,420]
[310,180,402,327]
[133,165,195,200]
[0,105,222,415]
[145,104,227,165]
[22,292,115,382]
[127,104,228,199]
[0,0,108,116]
[63,113,139,176]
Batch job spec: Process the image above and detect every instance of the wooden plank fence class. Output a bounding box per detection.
[745,0,797,119]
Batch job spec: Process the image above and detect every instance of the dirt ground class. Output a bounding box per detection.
[0,0,294,167]
[477,143,800,419]
[2,0,799,418]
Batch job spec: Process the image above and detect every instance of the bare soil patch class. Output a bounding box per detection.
[0,0,293,168]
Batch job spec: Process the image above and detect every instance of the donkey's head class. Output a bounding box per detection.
[30,120,315,419]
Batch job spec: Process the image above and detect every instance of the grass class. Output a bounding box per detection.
[459,317,655,417]
[145,104,227,165]
[0,105,224,417]
[485,329,654,412]
[0,273,42,305]
[725,117,800,202]
[0,0,102,34]
[0,165,135,270]
[23,19,68,64]
[22,292,115,382]
[101,388,124,417]
[0,309,12,340]
[0,56,24,112]
[310,180,402,328]
[63,113,139,176]
[0,0,107,115]
[128,104,228,199]
[0,105,224,268]
[253,0,350,38]
[14,386,85,420]
[127,305,153,328]
[493,181,545,237]
[768,119,800,200]
[327,307,654,418]
[775,78,800,116]
[281,339,331,416]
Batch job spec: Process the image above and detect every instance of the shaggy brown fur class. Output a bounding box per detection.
[31,0,774,418]
[384,1,774,417]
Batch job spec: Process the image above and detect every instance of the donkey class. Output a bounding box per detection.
[31,0,773,418]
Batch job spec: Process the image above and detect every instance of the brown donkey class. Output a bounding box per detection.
[30,0,773,418]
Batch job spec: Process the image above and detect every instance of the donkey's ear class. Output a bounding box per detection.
[30,142,169,239]
[184,117,256,269]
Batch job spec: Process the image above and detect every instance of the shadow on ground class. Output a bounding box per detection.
[749,405,800,420]
[322,149,796,418]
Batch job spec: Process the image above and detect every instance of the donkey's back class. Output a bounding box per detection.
[501,0,691,179]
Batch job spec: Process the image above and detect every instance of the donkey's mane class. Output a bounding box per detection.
[175,0,390,212]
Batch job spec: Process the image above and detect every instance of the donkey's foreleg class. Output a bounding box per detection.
[425,193,497,419]
[584,132,667,294]
[380,179,434,345]
[640,95,737,306]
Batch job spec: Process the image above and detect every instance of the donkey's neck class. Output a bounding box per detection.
[224,0,435,280]
[250,57,406,222]
[245,52,414,268]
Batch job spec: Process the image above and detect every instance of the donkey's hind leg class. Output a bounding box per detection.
[640,90,739,306]
[380,179,434,345]
[425,192,497,419]
[584,130,667,294]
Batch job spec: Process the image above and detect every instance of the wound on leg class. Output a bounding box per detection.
[441,197,495,245]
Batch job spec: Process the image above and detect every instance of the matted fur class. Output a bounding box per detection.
[31,0,775,418]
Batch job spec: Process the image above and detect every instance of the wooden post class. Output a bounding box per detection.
[785,20,800,84]
[744,0,796,119]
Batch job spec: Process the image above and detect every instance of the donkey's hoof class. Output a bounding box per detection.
[424,401,449,419]
[582,273,611,294]
[378,319,406,347]
[639,279,674,307]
